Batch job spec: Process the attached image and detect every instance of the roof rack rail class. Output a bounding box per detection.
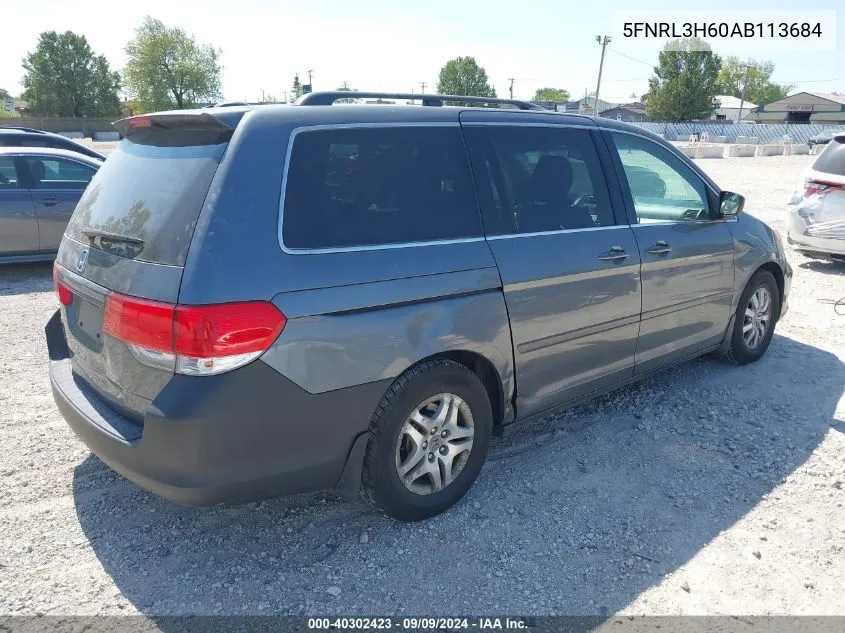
[297,91,545,111]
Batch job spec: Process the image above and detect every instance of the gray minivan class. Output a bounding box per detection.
[48,93,792,521]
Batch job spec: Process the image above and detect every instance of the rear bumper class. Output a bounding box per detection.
[787,231,845,257]
[787,200,845,257]
[47,311,387,506]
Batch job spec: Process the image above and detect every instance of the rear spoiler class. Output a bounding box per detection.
[113,112,241,144]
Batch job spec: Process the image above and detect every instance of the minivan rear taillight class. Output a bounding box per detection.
[102,292,286,376]
[53,263,72,307]
[804,178,845,198]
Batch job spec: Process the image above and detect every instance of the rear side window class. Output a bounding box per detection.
[0,157,18,189]
[473,126,615,235]
[813,139,845,176]
[66,140,225,266]
[282,126,481,250]
[22,156,96,190]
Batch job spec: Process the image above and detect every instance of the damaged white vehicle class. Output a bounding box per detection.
[787,131,845,261]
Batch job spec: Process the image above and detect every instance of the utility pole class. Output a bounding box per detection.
[307,69,314,90]
[420,81,426,94]
[508,78,515,99]
[593,35,612,116]
[737,64,751,122]
[283,90,288,104]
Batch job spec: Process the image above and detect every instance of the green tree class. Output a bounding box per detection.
[21,31,121,117]
[291,74,303,101]
[0,88,16,118]
[436,57,496,103]
[124,16,222,111]
[715,57,791,106]
[533,87,570,103]
[644,38,721,121]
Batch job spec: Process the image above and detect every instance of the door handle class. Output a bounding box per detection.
[645,240,671,256]
[40,197,58,207]
[598,245,629,262]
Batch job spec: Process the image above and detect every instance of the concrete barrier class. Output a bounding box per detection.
[695,145,724,158]
[736,136,759,144]
[93,131,120,141]
[810,144,826,155]
[57,131,84,139]
[677,134,690,141]
[728,144,757,157]
[712,135,728,143]
[757,145,785,156]
[678,146,697,158]
[784,143,810,155]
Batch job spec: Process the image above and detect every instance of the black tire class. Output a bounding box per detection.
[723,269,780,365]
[362,359,492,522]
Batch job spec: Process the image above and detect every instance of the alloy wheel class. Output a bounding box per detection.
[743,287,772,349]
[395,393,475,495]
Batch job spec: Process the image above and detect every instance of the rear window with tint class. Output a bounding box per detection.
[282,126,481,250]
[813,139,845,177]
[66,140,226,266]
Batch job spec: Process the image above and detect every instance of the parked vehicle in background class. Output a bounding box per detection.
[0,147,102,262]
[787,132,845,261]
[48,92,791,522]
[0,128,107,161]
[807,130,843,148]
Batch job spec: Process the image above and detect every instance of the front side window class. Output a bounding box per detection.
[610,132,712,223]
[474,126,615,235]
[23,156,96,190]
[282,126,481,250]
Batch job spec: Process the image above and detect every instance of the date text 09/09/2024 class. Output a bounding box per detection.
[307,617,528,630]
[622,22,823,38]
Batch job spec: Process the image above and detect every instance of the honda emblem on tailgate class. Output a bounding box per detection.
[76,250,89,274]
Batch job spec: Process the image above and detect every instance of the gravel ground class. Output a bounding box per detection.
[0,153,843,618]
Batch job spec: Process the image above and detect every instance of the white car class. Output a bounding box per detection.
[787,132,845,260]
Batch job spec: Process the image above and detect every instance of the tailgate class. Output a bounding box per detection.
[53,111,235,420]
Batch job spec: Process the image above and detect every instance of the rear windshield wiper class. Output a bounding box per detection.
[82,229,145,258]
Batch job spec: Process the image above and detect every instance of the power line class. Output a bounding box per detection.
[607,48,654,67]
[778,77,845,84]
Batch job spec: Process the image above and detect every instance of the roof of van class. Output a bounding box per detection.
[114,101,665,147]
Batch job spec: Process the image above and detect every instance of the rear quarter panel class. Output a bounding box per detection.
[262,268,514,399]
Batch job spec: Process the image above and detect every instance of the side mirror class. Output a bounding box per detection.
[719,191,745,217]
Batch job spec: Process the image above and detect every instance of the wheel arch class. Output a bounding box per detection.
[409,350,507,429]
[718,260,785,357]
[757,261,785,313]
